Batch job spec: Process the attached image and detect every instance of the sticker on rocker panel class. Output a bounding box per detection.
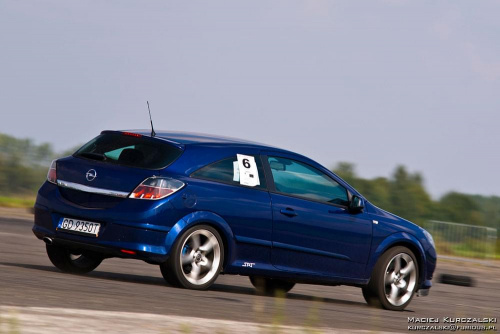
[236,154,260,187]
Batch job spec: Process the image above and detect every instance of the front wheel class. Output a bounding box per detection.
[160,225,224,290]
[249,276,295,296]
[46,244,103,274]
[363,246,419,311]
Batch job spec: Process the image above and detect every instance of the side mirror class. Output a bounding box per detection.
[349,195,364,213]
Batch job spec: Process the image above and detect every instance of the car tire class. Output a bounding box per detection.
[361,286,380,306]
[364,246,419,311]
[46,244,103,274]
[160,225,224,290]
[249,276,295,296]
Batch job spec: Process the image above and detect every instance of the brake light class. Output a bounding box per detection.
[122,132,142,138]
[121,249,136,255]
[129,177,184,200]
[47,160,57,184]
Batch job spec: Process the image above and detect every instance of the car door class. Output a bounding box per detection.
[264,154,373,279]
[189,152,273,271]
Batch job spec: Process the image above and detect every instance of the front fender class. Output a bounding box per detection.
[164,211,236,268]
[366,232,427,286]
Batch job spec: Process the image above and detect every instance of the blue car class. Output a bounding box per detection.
[33,130,436,310]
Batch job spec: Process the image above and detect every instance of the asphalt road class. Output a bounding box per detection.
[1,210,499,333]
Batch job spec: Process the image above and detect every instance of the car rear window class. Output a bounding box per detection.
[74,133,182,169]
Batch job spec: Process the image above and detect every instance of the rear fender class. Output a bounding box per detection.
[164,211,236,268]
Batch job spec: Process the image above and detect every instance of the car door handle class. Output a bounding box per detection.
[280,208,297,217]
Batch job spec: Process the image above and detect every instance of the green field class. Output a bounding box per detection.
[0,196,35,208]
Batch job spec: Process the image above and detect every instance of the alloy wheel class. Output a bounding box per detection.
[180,229,221,285]
[384,253,417,306]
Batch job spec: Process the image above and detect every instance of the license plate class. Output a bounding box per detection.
[57,218,101,237]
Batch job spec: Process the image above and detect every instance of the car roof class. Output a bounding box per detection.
[106,129,320,169]
[120,130,281,150]
[109,129,359,195]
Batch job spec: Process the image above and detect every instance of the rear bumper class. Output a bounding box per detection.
[32,181,189,263]
[33,202,172,264]
[33,229,168,264]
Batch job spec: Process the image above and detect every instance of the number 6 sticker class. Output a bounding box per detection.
[236,154,260,187]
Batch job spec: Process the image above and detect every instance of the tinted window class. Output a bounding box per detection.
[192,156,266,190]
[75,133,182,169]
[268,156,349,206]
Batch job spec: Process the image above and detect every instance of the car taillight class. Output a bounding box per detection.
[47,160,57,184]
[129,177,184,200]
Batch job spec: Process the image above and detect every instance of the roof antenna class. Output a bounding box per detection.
[147,101,156,137]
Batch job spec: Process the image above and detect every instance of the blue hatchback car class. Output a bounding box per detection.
[33,130,436,310]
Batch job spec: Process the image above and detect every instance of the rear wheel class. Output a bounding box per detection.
[249,276,295,296]
[160,225,224,290]
[363,246,419,311]
[46,244,103,274]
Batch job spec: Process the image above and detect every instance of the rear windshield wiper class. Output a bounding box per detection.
[76,152,107,161]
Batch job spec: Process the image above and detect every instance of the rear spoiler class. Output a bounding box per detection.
[100,130,184,150]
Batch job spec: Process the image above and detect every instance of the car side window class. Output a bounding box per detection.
[268,156,349,206]
[191,156,267,190]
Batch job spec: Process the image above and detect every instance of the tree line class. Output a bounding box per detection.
[333,162,500,231]
[1,132,499,235]
[0,133,77,194]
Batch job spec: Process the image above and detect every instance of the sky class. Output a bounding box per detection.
[1,1,499,198]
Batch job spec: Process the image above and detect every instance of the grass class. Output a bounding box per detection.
[0,311,21,334]
[432,234,500,260]
[1,302,325,334]
[0,196,35,208]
